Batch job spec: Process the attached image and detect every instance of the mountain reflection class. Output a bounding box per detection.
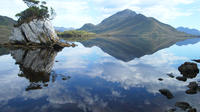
[82,36,186,62]
[1,38,200,112]
[10,48,65,91]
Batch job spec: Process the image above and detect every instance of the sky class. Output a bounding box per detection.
[0,0,200,30]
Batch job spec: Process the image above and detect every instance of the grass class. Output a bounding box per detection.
[57,30,96,38]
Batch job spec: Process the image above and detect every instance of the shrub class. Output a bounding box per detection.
[15,0,55,27]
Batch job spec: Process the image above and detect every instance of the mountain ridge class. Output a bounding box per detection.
[54,26,75,32]
[177,27,200,36]
[0,15,16,43]
[79,9,188,36]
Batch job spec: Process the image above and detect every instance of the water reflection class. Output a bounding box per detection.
[82,36,185,62]
[11,48,58,73]
[0,38,200,112]
[176,38,200,46]
[10,48,70,91]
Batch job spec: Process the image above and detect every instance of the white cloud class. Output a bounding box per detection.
[0,0,198,28]
[0,0,27,19]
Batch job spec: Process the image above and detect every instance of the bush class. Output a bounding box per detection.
[57,30,96,38]
[15,0,55,27]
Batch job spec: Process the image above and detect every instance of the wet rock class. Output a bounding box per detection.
[167,73,175,78]
[176,76,187,82]
[62,76,71,80]
[158,78,164,81]
[175,102,191,110]
[188,82,198,89]
[26,83,42,91]
[186,82,199,94]
[71,43,76,47]
[166,108,176,112]
[188,108,197,112]
[62,77,67,80]
[53,43,64,51]
[186,89,197,94]
[43,84,48,87]
[9,19,59,44]
[193,59,200,63]
[159,89,174,99]
[178,62,199,78]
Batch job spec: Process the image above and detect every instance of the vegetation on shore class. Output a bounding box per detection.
[57,30,96,38]
[15,0,56,27]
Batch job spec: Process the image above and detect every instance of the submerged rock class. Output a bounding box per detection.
[176,76,187,82]
[167,73,175,78]
[166,108,176,112]
[178,62,199,78]
[175,102,191,110]
[159,89,174,99]
[9,19,59,44]
[188,108,197,112]
[188,82,198,89]
[186,82,199,94]
[186,89,197,94]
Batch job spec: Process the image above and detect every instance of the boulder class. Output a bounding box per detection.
[167,73,175,78]
[187,82,198,89]
[178,62,199,78]
[188,108,197,112]
[186,82,199,94]
[159,89,174,99]
[176,76,187,82]
[9,19,59,44]
[175,102,191,110]
[186,89,197,94]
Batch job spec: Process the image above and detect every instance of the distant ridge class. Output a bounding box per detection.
[0,15,16,43]
[80,9,188,36]
[177,27,200,36]
[0,15,16,27]
[54,27,75,32]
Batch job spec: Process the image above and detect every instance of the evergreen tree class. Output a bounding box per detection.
[15,0,56,26]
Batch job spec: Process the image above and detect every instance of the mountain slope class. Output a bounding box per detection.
[177,27,200,36]
[80,9,187,36]
[0,15,16,27]
[0,15,16,43]
[54,27,75,32]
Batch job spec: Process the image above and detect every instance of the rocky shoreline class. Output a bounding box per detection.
[0,42,76,50]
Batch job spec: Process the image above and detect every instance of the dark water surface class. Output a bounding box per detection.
[1,38,200,112]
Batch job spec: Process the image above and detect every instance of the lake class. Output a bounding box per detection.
[0,37,200,112]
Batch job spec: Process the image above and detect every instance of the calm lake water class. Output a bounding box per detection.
[0,37,200,112]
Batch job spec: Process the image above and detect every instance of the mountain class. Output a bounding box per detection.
[80,9,187,36]
[177,27,200,36]
[0,15,16,27]
[54,27,75,32]
[0,15,16,43]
